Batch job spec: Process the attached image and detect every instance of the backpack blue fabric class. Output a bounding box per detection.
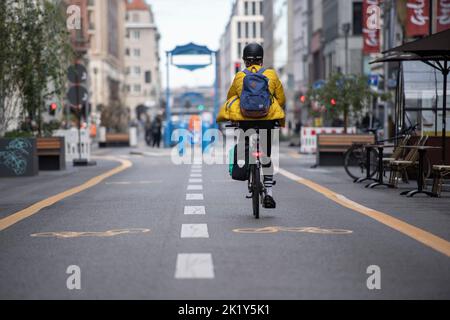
[240,68,271,118]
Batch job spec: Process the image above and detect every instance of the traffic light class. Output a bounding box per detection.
[330,98,337,106]
[300,95,306,103]
[49,102,58,116]
[234,62,241,73]
[197,104,205,112]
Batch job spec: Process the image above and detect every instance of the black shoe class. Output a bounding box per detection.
[263,195,276,209]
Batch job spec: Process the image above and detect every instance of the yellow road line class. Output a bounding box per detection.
[0,156,132,232]
[287,151,301,159]
[278,168,450,258]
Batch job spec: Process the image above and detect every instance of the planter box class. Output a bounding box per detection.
[0,138,38,177]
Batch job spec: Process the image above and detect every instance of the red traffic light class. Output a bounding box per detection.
[50,103,57,111]
[330,98,336,106]
[234,62,241,73]
[300,95,306,103]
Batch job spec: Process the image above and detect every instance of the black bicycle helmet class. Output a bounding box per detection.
[242,43,264,60]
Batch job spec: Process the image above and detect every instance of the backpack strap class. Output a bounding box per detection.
[243,69,252,75]
[257,67,267,74]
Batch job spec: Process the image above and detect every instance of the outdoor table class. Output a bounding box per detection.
[355,144,378,184]
[399,146,442,197]
[366,144,395,189]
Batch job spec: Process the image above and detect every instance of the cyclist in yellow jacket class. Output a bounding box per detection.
[225,43,286,208]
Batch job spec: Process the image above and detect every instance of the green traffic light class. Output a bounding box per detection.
[197,105,205,111]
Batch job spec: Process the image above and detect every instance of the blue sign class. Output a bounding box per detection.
[313,80,326,90]
[368,74,379,87]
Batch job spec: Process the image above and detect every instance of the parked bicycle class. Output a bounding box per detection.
[343,123,429,181]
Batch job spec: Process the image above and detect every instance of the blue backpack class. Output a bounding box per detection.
[240,68,272,118]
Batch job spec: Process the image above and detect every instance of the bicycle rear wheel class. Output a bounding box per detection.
[251,165,260,219]
[344,145,378,180]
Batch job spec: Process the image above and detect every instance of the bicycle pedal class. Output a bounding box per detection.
[272,180,277,186]
[246,194,253,199]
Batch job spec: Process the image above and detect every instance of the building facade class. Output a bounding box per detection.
[86,0,126,123]
[219,0,264,103]
[124,0,161,121]
[322,0,364,77]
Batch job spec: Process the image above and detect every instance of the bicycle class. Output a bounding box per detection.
[343,123,430,181]
[227,121,279,219]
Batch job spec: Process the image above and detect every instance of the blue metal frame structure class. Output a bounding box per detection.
[164,43,219,147]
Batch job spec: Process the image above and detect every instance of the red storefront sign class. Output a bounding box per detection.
[362,0,380,54]
[437,0,450,32]
[406,0,430,36]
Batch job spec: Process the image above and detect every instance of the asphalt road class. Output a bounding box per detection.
[1,143,449,299]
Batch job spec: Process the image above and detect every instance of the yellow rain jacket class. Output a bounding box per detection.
[216,65,286,125]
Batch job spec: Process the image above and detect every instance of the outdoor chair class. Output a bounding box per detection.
[383,134,411,164]
[431,165,450,197]
[387,136,429,188]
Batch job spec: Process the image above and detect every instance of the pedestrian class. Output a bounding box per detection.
[151,116,162,148]
[145,115,152,146]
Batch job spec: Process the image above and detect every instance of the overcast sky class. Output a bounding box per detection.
[148,0,234,89]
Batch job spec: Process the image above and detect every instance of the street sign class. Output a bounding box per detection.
[368,74,379,87]
[67,85,88,106]
[313,80,325,90]
[68,64,88,84]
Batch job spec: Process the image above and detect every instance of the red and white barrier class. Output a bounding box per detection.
[300,127,356,154]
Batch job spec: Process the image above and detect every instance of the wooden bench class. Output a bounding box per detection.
[99,133,130,148]
[316,134,375,166]
[36,137,65,170]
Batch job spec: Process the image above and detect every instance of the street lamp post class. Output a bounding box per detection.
[164,51,171,148]
[342,23,351,75]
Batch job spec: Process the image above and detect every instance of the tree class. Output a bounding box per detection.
[307,73,386,133]
[0,0,72,137]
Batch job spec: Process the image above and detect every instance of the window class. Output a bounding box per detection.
[133,13,139,22]
[134,48,141,57]
[252,1,256,15]
[134,66,141,74]
[245,22,249,38]
[238,42,241,57]
[244,1,248,15]
[125,48,130,56]
[260,1,263,15]
[134,84,141,93]
[133,31,140,39]
[238,22,241,38]
[125,67,130,75]
[353,2,363,35]
[145,71,152,83]
[125,85,130,92]
[260,22,263,38]
[253,22,256,38]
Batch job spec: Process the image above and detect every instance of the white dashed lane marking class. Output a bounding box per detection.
[181,224,209,238]
[175,253,215,279]
[187,185,203,191]
[189,178,203,183]
[186,194,204,200]
[190,174,202,178]
[184,206,206,215]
